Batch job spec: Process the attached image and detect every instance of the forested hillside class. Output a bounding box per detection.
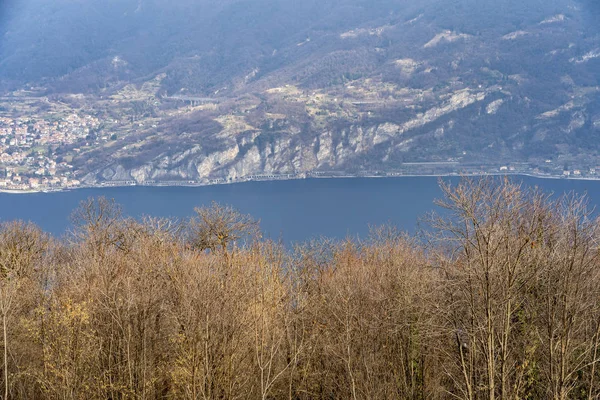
[1,0,600,188]
[0,178,599,398]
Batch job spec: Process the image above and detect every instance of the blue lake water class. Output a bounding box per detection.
[0,176,599,243]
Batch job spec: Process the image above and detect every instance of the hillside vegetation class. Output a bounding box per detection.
[0,178,599,398]
[1,0,600,187]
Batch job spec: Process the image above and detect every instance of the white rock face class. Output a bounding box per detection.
[102,165,130,180]
[396,138,414,152]
[538,101,576,119]
[235,146,261,176]
[540,14,565,24]
[340,24,393,39]
[238,131,261,147]
[317,132,334,167]
[486,99,505,114]
[335,140,349,164]
[348,127,365,152]
[400,89,487,133]
[424,31,470,48]
[502,31,529,40]
[172,145,202,164]
[568,111,586,132]
[373,123,402,145]
[131,164,153,183]
[394,59,422,75]
[301,139,319,171]
[196,146,240,178]
[570,49,600,64]
[91,86,498,185]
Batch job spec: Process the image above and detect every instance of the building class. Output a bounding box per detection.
[28,178,40,188]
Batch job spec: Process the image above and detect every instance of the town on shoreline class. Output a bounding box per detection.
[2,165,600,194]
[1,91,598,194]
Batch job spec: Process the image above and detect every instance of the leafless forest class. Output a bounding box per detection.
[0,178,599,399]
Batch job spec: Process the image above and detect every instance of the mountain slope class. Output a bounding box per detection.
[1,0,599,185]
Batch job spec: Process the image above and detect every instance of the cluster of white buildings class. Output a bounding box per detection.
[0,114,100,147]
[0,114,100,190]
[0,174,81,191]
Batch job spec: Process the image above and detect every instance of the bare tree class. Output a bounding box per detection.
[533,194,600,400]
[248,241,303,400]
[188,202,260,254]
[0,222,47,399]
[430,177,552,400]
[69,197,135,255]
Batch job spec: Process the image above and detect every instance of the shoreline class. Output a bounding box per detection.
[0,171,599,194]
[0,189,43,194]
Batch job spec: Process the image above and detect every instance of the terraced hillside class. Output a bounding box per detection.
[0,0,599,187]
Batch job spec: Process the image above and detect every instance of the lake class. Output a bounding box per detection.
[1,176,599,243]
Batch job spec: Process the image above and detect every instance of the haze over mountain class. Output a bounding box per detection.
[0,0,599,186]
